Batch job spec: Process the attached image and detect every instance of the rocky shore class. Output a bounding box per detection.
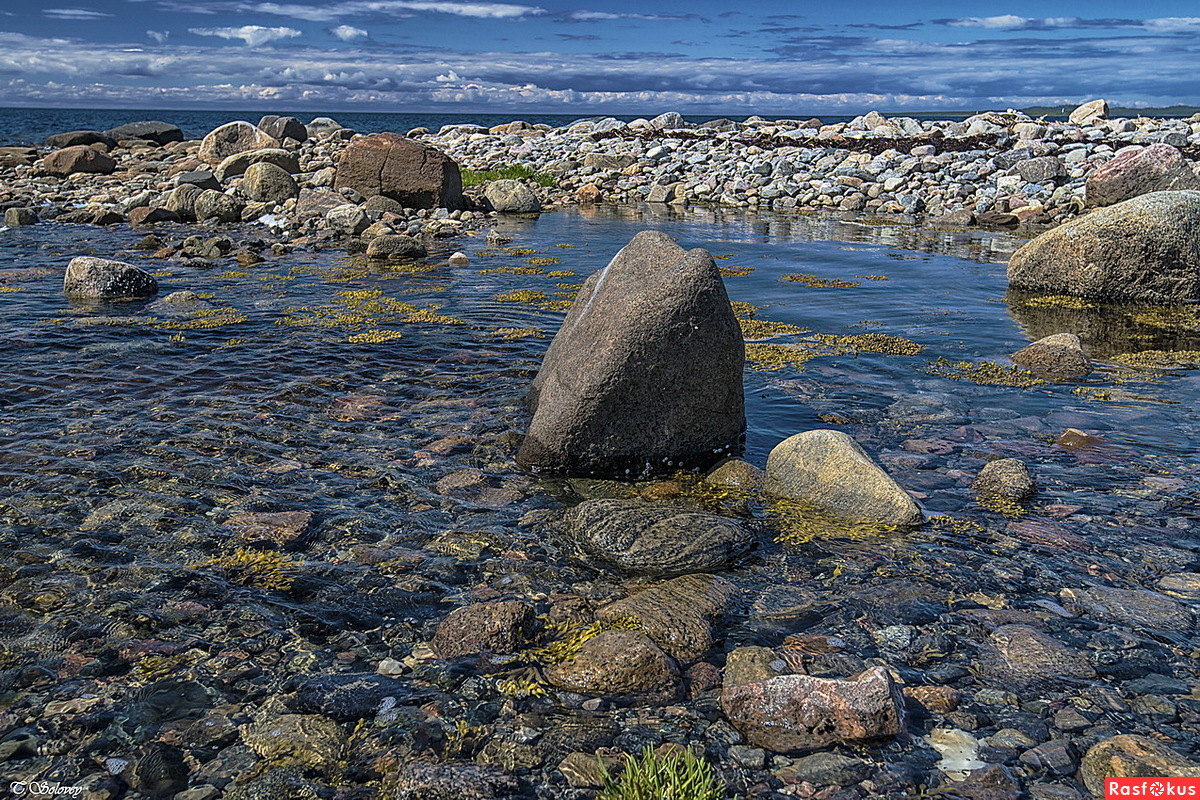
[3,103,1200,800]
[3,100,1200,249]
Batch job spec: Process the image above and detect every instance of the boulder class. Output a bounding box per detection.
[650,111,688,130]
[1068,99,1109,126]
[365,235,427,261]
[971,458,1035,501]
[517,230,745,476]
[102,121,183,145]
[1079,735,1200,796]
[723,646,790,687]
[165,183,203,221]
[1012,332,1092,378]
[198,121,281,165]
[544,629,679,704]
[430,600,534,659]
[42,145,116,176]
[193,189,243,223]
[483,179,540,213]
[4,208,37,226]
[582,154,636,171]
[45,130,116,149]
[334,132,463,209]
[720,666,904,753]
[390,762,521,800]
[175,170,221,191]
[1085,144,1200,207]
[764,429,922,527]
[215,148,300,182]
[326,204,369,235]
[63,256,158,299]
[1015,156,1065,185]
[295,188,345,221]
[306,117,347,139]
[127,207,179,226]
[258,114,308,143]
[242,162,298,204]
[595,574,737,662]
[1007,191,1200,304]
[564,499,752,577]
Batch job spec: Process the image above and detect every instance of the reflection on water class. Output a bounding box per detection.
[0,207,1198,787]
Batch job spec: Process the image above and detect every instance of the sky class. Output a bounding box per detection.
[1,0,1199,114]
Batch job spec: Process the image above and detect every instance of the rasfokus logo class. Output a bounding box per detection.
[1107,778,1200,797]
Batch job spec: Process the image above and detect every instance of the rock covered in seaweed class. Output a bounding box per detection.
[518,230,745,477]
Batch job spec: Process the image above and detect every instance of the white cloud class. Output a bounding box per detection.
[189,25,302,45]
[43,8,114,19]
[566,10,691,22]
[247,0,545,21]
[1143,17,1200,33]
[146,30,170,43]
[330,24,368,40]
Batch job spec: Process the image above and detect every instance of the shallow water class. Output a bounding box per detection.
[1,206,1198,787]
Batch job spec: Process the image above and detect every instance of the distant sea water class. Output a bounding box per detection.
[0,106,990,147]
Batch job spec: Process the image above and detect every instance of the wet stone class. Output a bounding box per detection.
[972,458,1036,501]
[980,624,1095,687]
[594,573,736,662]
[1059,586,1192,633]
[543,629,679,704]
[430,599,535,659]
[290,674,432,720]
[241,713,346,771]
[781,752,872,786]
[1018,739,1077,777]
[227,510,312,547]
[724,646,790,687]
[1157,572,1200,601]
[563,499,753,577]
[1079,734,1200,796]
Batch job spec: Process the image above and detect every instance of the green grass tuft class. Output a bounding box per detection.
[599,746,723,800]
[460,164,557,187]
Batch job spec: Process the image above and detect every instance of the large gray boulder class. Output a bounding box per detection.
[564,499,752,577]
[102,121,183,145]
[242,161,298,204]
[64,257,157,299]
[258,114,308,143]
[333,132,462,209]
[765,429,922,527]
[483,179,540,213]
[517,230,745,476]
[214,148,300,182]
[1007,190,1200,304]
[1085,144,1200,207]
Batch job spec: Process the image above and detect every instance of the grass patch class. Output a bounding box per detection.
[460,164,556,188]
[599,745,723,800]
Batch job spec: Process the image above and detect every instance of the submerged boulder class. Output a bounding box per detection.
[518,230,745,476]
[720,666,904,753]
[1080,735,1200,796]
[564,499,752,577]
[334,132,463,209]
[765,429,922,527]
[1085,144,1200,207]
[63,256,157,299]
[1007,190,1200,304]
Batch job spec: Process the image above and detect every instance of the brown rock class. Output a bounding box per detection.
[1059,586,1192,633]
[1080,735,1200,796]
[334,132,462,209]
[544,629,679,703]
[1086,144,1200,207]
[720,666,904,753]
[128,206,180,226]
[430,600,534,658]
[904,685,961,714]
[595,574,736,662]
[577,184,602,203]
[42,145,116,176]
[1012,333,1092,378]
[971,458,1036,501]
[723,646,790,687]
[198,121,280,165]
[980,624,1095,686]
[228,511,312,547]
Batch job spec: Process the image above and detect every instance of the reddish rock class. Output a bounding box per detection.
[430,600,534,658]
[904,685,961,714]
[334,132,462,209]
[128,206,180,226]
[1085,144,1200,207]
[43,145,116,176]
[720,666,904,753]
[577,184,602,203]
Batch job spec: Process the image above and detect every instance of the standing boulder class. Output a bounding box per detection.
[42,146,116,177]
[765,430,922,527]
[198,122,281,166]
[1085,144,1200,207]
[258,115,308,143]
[193,189,244,223]
[483,179,540,213]
[333,132,463,209]
[64,257,157,299]
[242,161,298,204]
[1068,99,1109,126]
[1008,190,1200,303]
[517,230,745,476]
[102,121,183,145]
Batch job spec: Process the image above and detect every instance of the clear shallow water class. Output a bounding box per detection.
[1,207,1198,786]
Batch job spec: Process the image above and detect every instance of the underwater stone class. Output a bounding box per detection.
[1080,735,1200,797]
[765,429,923,528]
[971,458,1036,501]
[1012,332,1092,378]
[518,230,745,477]
[595,573,737,661]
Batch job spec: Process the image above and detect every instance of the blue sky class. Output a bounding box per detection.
[1,0,1199,113]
